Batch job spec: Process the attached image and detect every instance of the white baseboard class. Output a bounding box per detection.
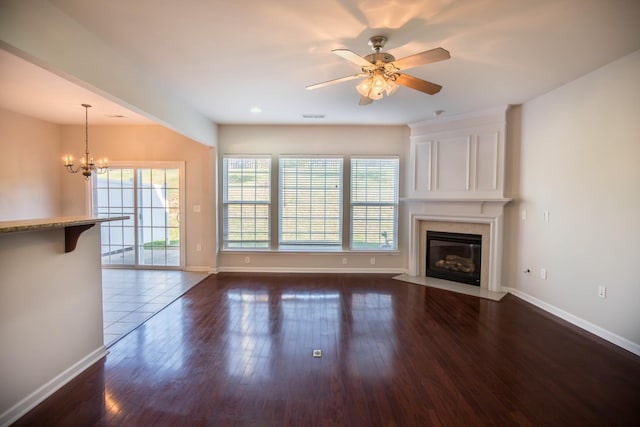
[503,287,640,357]
[217,266,407,274]
[0,346,107,427]
[184,266,212,273]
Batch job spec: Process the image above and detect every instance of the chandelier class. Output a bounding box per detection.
[63,104,108,179]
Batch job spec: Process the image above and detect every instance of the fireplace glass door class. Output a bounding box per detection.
[426,231,481,286]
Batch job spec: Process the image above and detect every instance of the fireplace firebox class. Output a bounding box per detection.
[426,231,482,286]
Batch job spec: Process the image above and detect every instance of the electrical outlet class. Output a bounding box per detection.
[193,205,201,213]
[598,286,606,299]
[342,257,347,265]
[521,209,527,220]
[544,210,550,222]
[370,257,376,265]
[196,243,202,252]
[540,268,547,280]
[244,256,250,264]
[312,349,322,358]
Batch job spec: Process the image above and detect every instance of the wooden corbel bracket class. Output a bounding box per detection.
[64,223,95,253]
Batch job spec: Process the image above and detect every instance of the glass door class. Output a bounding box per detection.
[94,164,183,268]
[137,168,181,267]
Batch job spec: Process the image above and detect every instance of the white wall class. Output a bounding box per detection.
[0,226,105,425]
[506,50,640,349]
[0,108,62,220]
[218,125,410,272]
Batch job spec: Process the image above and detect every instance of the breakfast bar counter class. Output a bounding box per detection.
[0,215,126,425]
[0,215,127,253]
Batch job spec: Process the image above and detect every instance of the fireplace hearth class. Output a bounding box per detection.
[426,231,482,286]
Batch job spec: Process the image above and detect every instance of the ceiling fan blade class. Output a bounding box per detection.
[358,95,374,106]
[396,73,443,95]
[332,49,373,67]
[392,47,450,70]
[306,74,363,90]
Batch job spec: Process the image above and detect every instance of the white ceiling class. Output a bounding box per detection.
[0,49,153,124]
[2,0,640,126]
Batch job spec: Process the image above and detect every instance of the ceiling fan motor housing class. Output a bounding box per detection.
[364,52,395,64]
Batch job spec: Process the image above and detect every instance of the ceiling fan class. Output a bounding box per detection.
[306,36,450,105]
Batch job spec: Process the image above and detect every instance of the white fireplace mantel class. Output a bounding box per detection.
[405,198,511,292]
[403,107,512,293]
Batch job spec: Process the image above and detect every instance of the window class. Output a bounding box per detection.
[350,157,399,250]
[221,155,399,252]
[279,157,343,248]
[222,156,271,249]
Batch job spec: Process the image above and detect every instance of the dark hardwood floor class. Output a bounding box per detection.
[13,273,640,426]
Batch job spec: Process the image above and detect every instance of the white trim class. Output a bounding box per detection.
[217,266,407,274]
[465,137,471,190]
[409,211,504,292]
[409,105,509,132]
[185,266,211,272]
[94,161,186,269]
[410,140,432,192]
[0,346,107,427]
[504,287,640,357]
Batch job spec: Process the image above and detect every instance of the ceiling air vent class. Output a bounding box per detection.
[302,114,326,119]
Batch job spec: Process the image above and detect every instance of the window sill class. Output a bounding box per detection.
[221,248,400,255]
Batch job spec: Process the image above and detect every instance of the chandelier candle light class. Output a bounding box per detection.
[63,103,108,179]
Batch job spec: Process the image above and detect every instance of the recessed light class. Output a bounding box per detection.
[250,106,262,114]
[107,114,126,118]
[433,110,445,117]
[302,114,326,119]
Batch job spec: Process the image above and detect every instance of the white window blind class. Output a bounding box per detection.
[279,157,343,247]
[350,157,399,250]
[223,156,271,249]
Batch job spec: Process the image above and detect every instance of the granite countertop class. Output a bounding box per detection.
[0,216,128,234]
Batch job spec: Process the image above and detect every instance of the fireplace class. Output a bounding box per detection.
[409,214,501,291]
[426,231,482,286]
[401,106,511,293]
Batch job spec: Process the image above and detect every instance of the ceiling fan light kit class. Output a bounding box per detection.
[356,69,399,100]
[307,35,450,105]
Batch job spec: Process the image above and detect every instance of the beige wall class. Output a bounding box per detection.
[505,50,640,347]
[60,124,216,271]
[0,226,105,424]
[0,108,62,220]
[218,124,410,272]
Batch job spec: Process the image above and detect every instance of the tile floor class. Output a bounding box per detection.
[393,274,507,301]
[102,269,208,347]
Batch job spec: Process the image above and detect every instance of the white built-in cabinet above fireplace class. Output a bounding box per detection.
[403,106,513,291]
[407,106,509,200]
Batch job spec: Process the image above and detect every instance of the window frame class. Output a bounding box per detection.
[349,156,399,251]
[278,155,344,250]
[222,155,272,250]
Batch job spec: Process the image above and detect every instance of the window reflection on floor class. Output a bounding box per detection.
[351,292,395,378]
[224,287,395,381]
[226,290,273,381]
